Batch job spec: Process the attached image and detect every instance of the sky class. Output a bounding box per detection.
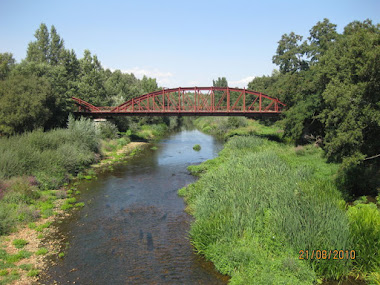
[0,0,379,88]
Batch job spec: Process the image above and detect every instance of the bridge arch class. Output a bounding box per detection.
[72,87,286,118]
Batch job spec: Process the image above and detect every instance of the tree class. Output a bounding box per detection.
[318,21,380,164]
[213,77,228,87]
[0,53,15,80]
[0,74,53,135]
[272,32,309,74]
[141,75,159,93]
[26,23,50,63]
[77,50,107,105]
[308,18,338,63]
[49,25,65,65]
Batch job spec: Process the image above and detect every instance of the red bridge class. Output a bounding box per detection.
[72,87,286,118]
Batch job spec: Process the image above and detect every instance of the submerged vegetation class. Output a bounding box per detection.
[179,117,380,284]
[193,144,201,151]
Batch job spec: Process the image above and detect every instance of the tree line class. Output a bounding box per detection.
[0,23,160,135]
[248,19,379,196]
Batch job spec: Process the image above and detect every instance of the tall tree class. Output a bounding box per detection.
[0,53,15,80]
[272,32,308,74]
[26,23,50,63]
[77,50,107,105]
[308,18,338,63]
[49,25,65,65]
[213,77,228,87]
[0,74,53,135]
[141,75,159,93]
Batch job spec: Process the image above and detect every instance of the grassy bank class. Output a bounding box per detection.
[0,116,171,284]
[179,117,380,284]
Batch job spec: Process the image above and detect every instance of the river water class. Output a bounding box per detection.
[39,130,228,285]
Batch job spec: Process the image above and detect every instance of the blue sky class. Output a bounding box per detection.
[1,0,379,87]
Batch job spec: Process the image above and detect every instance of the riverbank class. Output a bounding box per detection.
[0,140,148,285]
[0,117,170,285]
[179,117,380,284]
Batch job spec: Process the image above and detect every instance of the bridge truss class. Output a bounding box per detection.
[72,87,286,118]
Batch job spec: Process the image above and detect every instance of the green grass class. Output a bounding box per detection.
[18,264,33,271]
[0,269,19,284]
[0,270,8,276]
[35,248,48,256]
[5,250,32,263]
[35,222,51,232]
[12,239,28,249]
[26,269,39,277]
[181,119,380,284]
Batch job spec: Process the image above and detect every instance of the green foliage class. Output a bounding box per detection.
[58,252,65,258]
[5,250,32,263]
[0,204,17,236]
[35,248,48,256]
[35,222,51,232]
[249,19,380,197]
[182,134,357,283]
[26,269,39,277]
[0,269,8,276]
[12,239,28,249]
[272,32,309,73]
[347,203,380,273]
[74,202,85,207]
[0,74,53,135]
[0,23,165,135]
[18,264,33,271]
[97,121,119,139]
[0,53,15,80]
[213,77,228,87]
[0,117,100,190]
[192,144,201,151]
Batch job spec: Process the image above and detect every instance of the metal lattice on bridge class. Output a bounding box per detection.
[72,87,286,118]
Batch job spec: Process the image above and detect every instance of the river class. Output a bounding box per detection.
[39,129,228,284]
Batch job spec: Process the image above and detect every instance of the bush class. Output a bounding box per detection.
[97,121,119,139]
[227,116,248,128]
[0,116,100,189]
[0,203,17,235]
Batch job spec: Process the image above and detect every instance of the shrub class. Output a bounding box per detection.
[227,116,248,128]
[1,177,40,204]
[97,121,119,139]
[0,203,17,235]
[0,116,100,191]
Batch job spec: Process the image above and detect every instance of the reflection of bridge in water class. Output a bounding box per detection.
[73,87,286,118]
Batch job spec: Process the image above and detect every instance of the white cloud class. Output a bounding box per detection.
[120,67,174,87]
[229,76,256,88]
[187,80,201,86]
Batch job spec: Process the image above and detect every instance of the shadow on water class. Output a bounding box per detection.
[39,130,228,285]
